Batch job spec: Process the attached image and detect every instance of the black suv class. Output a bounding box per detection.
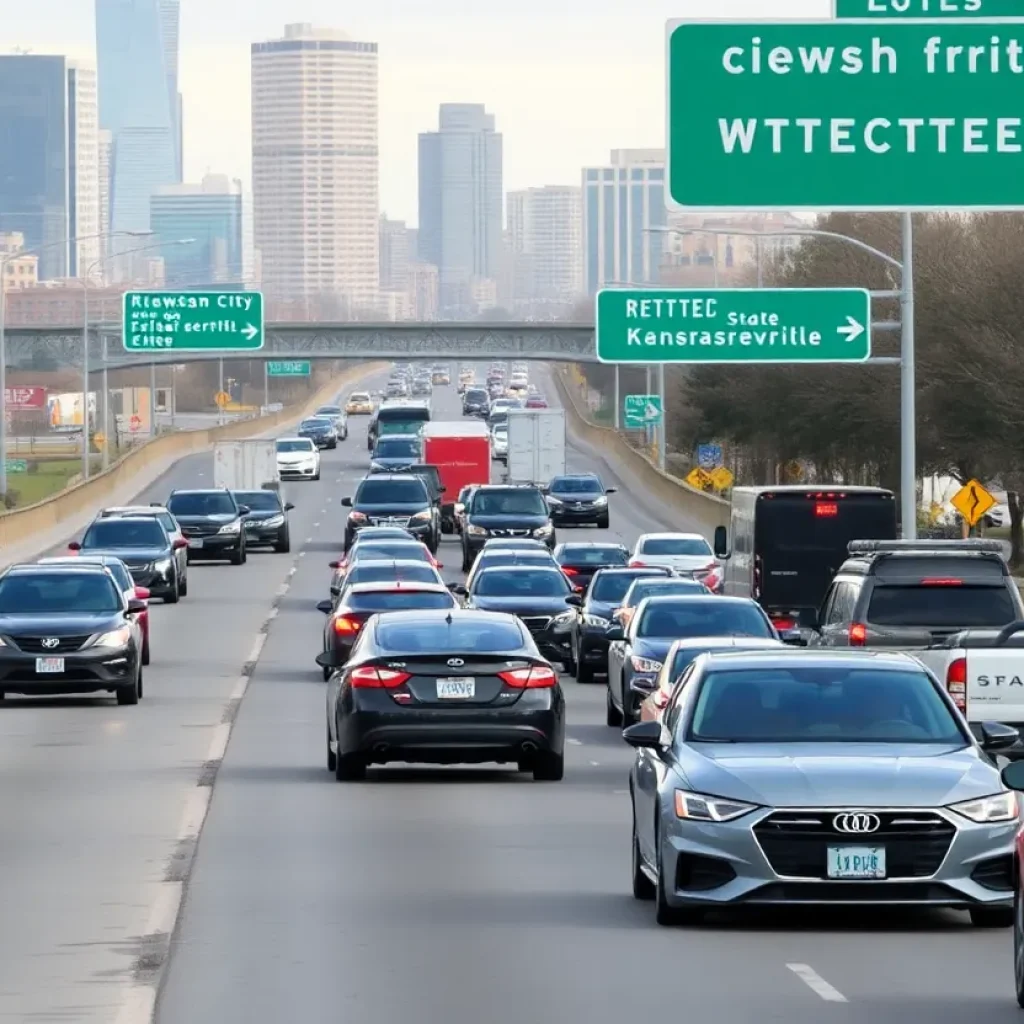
[460,485,555,571]
[298,416,337,449]
[0,562,146,704]
[166,489,250,564]
[233,488,294,553]
[342,474,440,552]
[462,387,489,417]
[545,473,616,528]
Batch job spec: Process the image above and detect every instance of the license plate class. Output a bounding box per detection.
[436,677,475,699]
[35,657,64,674]
[827,846,886,879]
[188,538,204,549]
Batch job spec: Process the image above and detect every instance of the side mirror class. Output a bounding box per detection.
[450,584,468,596]
[438,486,446,493]
[316,599,333,614]
[1001,760,1024,789]
[341,497,353,508]
[605,624,625,641]
[68,541,82,551]
[126,598,147,614]
[237,505,251,515]
[173,537,188,550]
[134,586,151,601]
[606,487,617,494]
[315,650,345,670]
[981,721,1020,753]
[435,562,444,569]
[565,594,582,607]
[328,560,342,569]
[150,502,162,508]
[622,721,666,749]
[713,525,729,559]
[285,502,295,511]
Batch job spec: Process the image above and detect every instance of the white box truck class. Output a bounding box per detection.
[213,440,280,492]
[505,408,566,485]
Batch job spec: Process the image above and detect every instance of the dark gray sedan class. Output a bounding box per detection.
[626,648,1022,927]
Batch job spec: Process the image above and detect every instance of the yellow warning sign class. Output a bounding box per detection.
[93,431,106,450]
[710,466,734,492]
[214,391,231,408]
[951,479,997,527]
[686,466,713,491]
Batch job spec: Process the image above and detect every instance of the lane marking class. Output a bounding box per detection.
[567,737,583,746]
[246,633,267,668]
[299,550,306,558]
[313,522,320,529]
[229,675,248,701]
[176,786,212,842]
[287,566,297,577]
[205,722,232,764]
[275,582,289,597]
[589,760,600,766]
[786,964,848,1003]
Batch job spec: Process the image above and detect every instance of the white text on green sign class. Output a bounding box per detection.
[623,395,663,427]
[122,291,264,351]
[595,288,871,364]
[267,361,311,376]
[835,0,1024,17]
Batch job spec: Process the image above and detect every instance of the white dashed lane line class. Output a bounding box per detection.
[786,964,848,1003]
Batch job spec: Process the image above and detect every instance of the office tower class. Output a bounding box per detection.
[0,56,101,280]
[418,103,502,316]
[98,128,113,244]
[506,186,582,307]
[151,174,243,285]
[96,0,181,253]
[379,215,410,292]
[251,23,380,312]
[582,148,667,295]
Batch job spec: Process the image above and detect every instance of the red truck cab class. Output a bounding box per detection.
[422,421,491,534]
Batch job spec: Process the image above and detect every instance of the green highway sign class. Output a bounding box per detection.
[596,288,871,364]
[836,0,1024,16]
[624,395,663,428]
[666,20,1024,210]
[267,361,311,377]
[122,290,264,351]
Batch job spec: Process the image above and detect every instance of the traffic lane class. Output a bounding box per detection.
[0,401,376,1023]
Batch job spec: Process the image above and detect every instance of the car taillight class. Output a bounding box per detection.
[349,666,411,688]
[772,617,797,632]
[849,622,867,646]
[333,615,361,635]
[562,566,578,576]
[498,665,558,688]
[628,559,646,568]
[946,656,967,711]
[702,571,721,592]
[920,578,963,586]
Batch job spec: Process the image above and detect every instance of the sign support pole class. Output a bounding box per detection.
[101,336,110,472]
[613,366,620,430]
[656,364,666,471]
[150,361,157,439]
[900,211,917,541]
[218,357,224,426]
[264,361,269,412]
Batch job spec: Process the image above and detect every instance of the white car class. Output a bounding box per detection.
[629,532,721,590]
[276,437,320,481]
[491,426,509,463]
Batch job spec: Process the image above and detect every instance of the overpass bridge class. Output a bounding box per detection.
[4,322,599,369]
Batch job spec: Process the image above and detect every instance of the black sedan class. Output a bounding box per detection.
[545,473,616,528]
[166,489,249,565]
[298,416,338,449]
[0,563,145,704]
[552,541,629,591]
[319,609,566,781]
[557,566,671,683]
[233,489,294,552]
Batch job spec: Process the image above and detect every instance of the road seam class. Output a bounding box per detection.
[786,963,848,1003]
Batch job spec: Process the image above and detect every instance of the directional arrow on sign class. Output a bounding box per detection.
[837,316,865,344]
[242,323,259,341]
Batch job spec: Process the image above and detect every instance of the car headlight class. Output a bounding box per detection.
[551,611,575,628]
[370,461,385,470]
[263,515,285,528]
[593,495,608,506]
[630,655,663,673]
[584,614,610,628]
[948,791,1019,823]
[675,790,758,822]
[153,558,173,573]
[94,626,132,649]
[410,510,432,522]
[533,524,553,537]
[546,496,564,506]
[218,520,241,534]
[467,524,487,536]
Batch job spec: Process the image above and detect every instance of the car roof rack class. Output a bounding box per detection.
[847,539,1004,555]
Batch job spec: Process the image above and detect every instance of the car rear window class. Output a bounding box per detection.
[625,579,708,605]
[375,618,525,652]
[355,479,428,503]
[352,543,429,563]
[559,547,627,565]
[345,563,439,585]
[637,600,772,639]
[640,537,713,556]
[473,569,570,597]
[345,591,455,611]
[589,570,669,602]
[866,585,1017,628]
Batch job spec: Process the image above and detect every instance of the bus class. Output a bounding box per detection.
[367,400,431,451]
[714,485,897,629]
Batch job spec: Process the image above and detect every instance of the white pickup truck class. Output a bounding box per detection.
[935,621,1024,758]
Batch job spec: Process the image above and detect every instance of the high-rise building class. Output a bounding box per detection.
[98,128,113,243]
[96,0,181,253]
[418,103,502,316]
[251,23,380,312]
[379,215,410,292]
[0,56,101,280]
[582,148,667,294]
[506,186,582,307]
[151,174,243,286]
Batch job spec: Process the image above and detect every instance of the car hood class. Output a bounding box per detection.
[552,491,603,503]
[630,638,677,661]
[470,513,549,529]
[469,595,571,616]
[173,513,238,526]
[0,611,125,636]
[278,451,315,462]
[678,743,999,808]
[584,599,619,618]
[81,545,169,562]
[243,510,284,522]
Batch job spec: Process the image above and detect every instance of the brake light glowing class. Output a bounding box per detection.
[849,622,867,646]
[772,617,797,632]
[628,559,646,568]
[333,615,361,635]
[498,665,558,688]
[920,578,963,586]
[814,502,838,517]
[946,656,967,711]
[349,666,411,688]
[562,566,579,576]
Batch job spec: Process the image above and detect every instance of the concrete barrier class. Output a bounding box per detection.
[0,362,387,553]
[552,366,730,535]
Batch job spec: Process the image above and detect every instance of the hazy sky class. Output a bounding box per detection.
[2,0,825,225]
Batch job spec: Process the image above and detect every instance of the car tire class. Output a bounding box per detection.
[1014,889,1024,1007]
[275,530,291,554]
[334,749,367,782]
[598,515,610,529]
[142,637,151,666]
[562,653,576,677]
[461,546,472,573]
[116,669,141,706]
[606,687,623,727]
[326,728,337,772]
[655,841,702,926]
[632,817,656,901]
[313,471,321,481]
[532,751,564,782]
[970,905,1014,928]
[230,544,245,566]
[179,573,188,597]
[576,648,595,684]
[164,574,180,604]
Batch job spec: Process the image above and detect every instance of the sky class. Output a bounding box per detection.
[2,0,827,225]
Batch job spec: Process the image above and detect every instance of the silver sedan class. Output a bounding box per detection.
[627,649,1022,927]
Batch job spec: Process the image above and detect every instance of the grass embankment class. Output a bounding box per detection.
[9,459,96,506]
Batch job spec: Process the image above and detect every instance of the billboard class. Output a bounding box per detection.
[5,386,47,410]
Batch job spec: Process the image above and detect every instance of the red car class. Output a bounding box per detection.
[997,761,1024,1005]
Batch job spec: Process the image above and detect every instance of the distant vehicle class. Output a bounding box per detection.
[506,408,566,486]
[165,489,249,565]
[490,424,508,463]
[233,488,294,553]
[213,439,279,493]
[460,485,555,571]
[346,392,374,415]
[298,416,338,450]
[342,474,440,552]
[546,473,615,529]
[99,504,188,586]
[276,437,320,481]
[369,434,423,473]
[630,532,720,589]
[422,422,491,534]
[314,405,349,440]
[553,542,629,590]
[368,402,431,451]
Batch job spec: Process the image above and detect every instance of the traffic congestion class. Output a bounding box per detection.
[5,361,1024,1024]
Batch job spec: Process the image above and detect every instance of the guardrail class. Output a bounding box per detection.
[0,362,387,554]
[552,365,730,535]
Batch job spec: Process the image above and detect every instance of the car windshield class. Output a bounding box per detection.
[345,591,455,611]
[233,491,282,512]
[352,543,429,563]
[82,519,166,548]
[688,667,965,745]
[626,580,708,605]
[63,558,132,592]
[473,569,570,597]
[637,600,772,639]
[345,563,439,586]
[866,585,1017,628]
[559,547,627,566]
[355,479,428,504]
[317,407,342,416]
[472,489,547,516]
[350,393,370,403]
[380,419,426,435]
[552,477,601,493]
[375,439,421,458]
[301,419,331,430]
[640,537,714,557]
[277,439,313,453]
[167,492,237,516]
[375,618,525,652]
[0,573,121,614]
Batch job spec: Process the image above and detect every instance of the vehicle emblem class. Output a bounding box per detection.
[41,638,60,649]
[832,812,881,834]
[447,658,465,667]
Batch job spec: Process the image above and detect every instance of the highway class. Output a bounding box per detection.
[0,363,1017,1023]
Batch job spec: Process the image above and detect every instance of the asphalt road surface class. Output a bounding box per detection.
[0,363,1018,1024]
